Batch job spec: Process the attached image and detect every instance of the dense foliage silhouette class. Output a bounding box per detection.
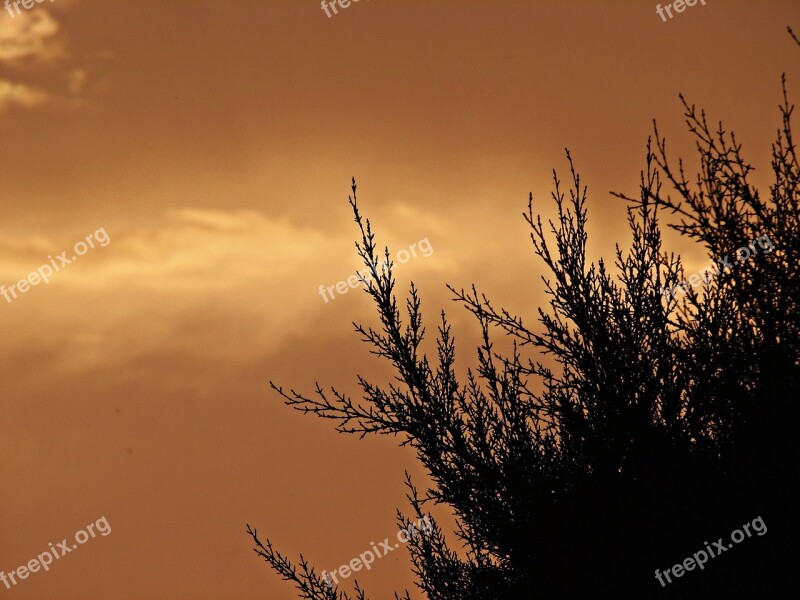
[247,33,799,599]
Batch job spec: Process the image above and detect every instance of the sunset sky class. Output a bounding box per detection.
[2,1,799,598]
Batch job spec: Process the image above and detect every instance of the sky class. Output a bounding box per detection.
[1,1,799,598]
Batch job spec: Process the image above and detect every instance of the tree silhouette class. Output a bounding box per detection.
[248,31,799,599]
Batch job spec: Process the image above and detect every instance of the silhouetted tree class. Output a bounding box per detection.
[248,30,799,600]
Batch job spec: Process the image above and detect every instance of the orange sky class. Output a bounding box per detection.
[2,1,799,598]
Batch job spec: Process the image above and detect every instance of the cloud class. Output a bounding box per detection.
[66,66,87,93]
[0,78,48,110]
[0,8,63,64]
[0,208,446,377]
[167,208,269,233]
[0,6,93,115]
